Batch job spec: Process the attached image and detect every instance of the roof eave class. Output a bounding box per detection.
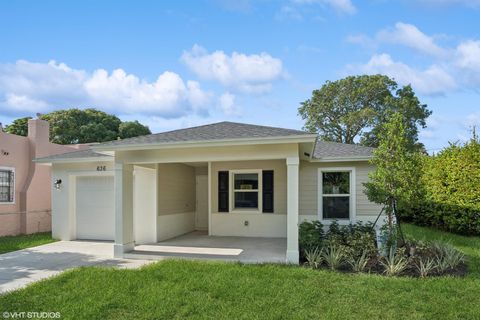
[310,156,373,162]
[34,156,114,164]
[92,134,318,151]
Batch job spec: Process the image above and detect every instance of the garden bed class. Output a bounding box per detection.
[300,221,467,278]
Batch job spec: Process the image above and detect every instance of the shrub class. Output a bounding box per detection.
[322,245,345,270]
[380,248,409,276]
[325,221,378,259]
[401,201,480,236]
[415,257,436,278]
[400,137,480,236]
[435,256,451,273]
[304,248,323,269]
[348,250,370,273]
[428,241,465,273]
[299,221,324,254]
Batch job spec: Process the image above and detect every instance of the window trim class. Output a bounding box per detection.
[0,166,15,205]
[317,167,356,224]
[229,169,263,214]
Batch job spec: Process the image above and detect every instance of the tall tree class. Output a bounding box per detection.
[4,109,151,144]
[4,117,32,136]
[119,120,151,139]
[42,108,122,144]
[364,112,424,232]
[298,75,431,151]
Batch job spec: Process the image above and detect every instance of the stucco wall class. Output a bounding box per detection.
[0,119,86,236]
[299,160,383,223]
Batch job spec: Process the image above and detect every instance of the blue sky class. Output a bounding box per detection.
[0,0,479,151]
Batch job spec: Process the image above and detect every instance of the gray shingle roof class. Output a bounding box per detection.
[313,140,375,159]
[36,149,112,162]
[96,121,313,148]
[35,122,374,162]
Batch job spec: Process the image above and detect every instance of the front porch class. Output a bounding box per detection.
[113,144,302,264]
[124,231,287,263]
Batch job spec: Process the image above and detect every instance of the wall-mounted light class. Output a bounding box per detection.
[54,179,62,190]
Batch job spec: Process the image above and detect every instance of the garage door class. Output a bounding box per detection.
[76,176,115,240]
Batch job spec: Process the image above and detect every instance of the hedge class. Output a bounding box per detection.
[400,137,480,236]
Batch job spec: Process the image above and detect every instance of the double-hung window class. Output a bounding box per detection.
[233,172,260,209]
[0,167,15,203]
[319,168,355,221]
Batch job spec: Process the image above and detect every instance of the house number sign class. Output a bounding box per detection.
[96,165,107,171]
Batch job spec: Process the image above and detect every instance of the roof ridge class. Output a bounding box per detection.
[98,121,311,146]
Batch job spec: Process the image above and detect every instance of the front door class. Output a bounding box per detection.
[195,175,208,231]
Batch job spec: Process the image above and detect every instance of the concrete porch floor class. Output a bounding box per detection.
[124,231,287,263]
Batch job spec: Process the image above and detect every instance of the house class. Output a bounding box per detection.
[0,118,87,236]
[36,121,382,264]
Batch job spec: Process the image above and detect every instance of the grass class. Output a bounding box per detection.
[0,232,55,254]
[0,225,479,319]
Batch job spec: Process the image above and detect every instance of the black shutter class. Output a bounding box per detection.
[262,170,274,213]
[218,171,229,212]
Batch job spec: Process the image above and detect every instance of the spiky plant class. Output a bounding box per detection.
[415,257,437,278]
[322,245,345,270]
[348,250,369,273]
[304,247,323,269]
[380,248,409,276]
[442,246,465,269]
[431,240,465,272]
[435,256,451,273]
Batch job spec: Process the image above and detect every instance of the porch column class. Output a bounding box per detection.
[286,156,299,264]
[114,163,134,258]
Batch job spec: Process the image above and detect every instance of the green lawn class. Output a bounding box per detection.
[0,232,55,254]
[0,225,479,319]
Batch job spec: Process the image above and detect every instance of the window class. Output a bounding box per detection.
[218,169,274,213]
[0,168,14,203]
[233,173,259,209]
[319,168,355,221]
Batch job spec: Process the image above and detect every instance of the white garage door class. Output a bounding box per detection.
[76,176,115,240]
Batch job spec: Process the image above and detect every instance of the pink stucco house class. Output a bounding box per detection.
[0,118,87,236]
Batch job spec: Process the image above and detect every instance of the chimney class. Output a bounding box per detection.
[28,118,50,144]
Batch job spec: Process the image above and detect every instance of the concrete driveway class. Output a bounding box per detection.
[0,241,151,294]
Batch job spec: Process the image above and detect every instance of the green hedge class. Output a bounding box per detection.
[401,201,480,236]
[400,138,480,235]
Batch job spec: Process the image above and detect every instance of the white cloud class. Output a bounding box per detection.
[454,40,480,85]
[346,22,480,95]
[293,0,356,15]
[218,92,238,115]
[181,45,284,94]
[377,22,447,57]
[0,60,212,117]
[352,53,456,95]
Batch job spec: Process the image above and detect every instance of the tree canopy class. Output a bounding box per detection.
[4,117,32,137]
[4,108,151,144]
[363,112,424,228]
[298,75,431,151]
